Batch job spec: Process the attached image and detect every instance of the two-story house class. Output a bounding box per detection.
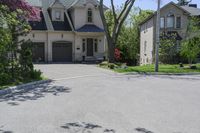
[20,0,107,63]
[139,2,200,65]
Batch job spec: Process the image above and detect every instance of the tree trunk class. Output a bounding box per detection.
[107,40,116,63]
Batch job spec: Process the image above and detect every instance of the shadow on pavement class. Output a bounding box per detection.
[0,125,13,133]
[0,82,71,106]
[61,122,116,133]
[135,127,154,133]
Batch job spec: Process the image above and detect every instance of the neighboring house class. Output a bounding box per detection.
[20,0,107,63]
[139,2,200,65]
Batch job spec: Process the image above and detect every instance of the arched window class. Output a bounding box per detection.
[87,8,93,23]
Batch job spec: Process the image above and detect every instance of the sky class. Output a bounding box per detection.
[103,0,200,11]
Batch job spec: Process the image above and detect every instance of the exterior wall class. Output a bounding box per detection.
[19,0,106,63]
[19,31,106,62]
[157,4,189,39]
[140,3,190,65]
[19,31,75,62]
[74,33,106,62]
[140,18,154,65]
[72,3,104,30]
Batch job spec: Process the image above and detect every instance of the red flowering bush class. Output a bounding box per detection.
[0,0,41,21]
[115,48,121,61]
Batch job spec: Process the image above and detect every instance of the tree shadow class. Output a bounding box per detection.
[0,126,13,133]
[61,122,116,133]
[0,82,71,106]
[135,127,154,133]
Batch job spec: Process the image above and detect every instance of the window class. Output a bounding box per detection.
[144,41,147,54]
[176,16,181,28]
[160,17,165,28]
[94,39,98,52]
[55,11,61,20]
[87,8,93,23]
[144,23,148,33]
[82,39,86,52]
[167,15,174,28]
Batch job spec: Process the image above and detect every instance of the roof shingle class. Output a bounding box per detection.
[76,24,104,32]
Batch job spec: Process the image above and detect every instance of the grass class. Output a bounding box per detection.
[115,64,200,73]
[99,61,200,74]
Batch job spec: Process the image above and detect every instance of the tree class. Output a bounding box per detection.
[0,0,40,20]
[0,1,41,85]
[181,37,200,65]
[99,0,136,63]
[177,0,192,6]
[117,9,153,65]
[180,15,200,65]
[159,33,180,64]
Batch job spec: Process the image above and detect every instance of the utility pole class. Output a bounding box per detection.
[155,0,161,72]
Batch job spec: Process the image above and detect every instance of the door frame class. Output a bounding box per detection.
[86,38,94,57]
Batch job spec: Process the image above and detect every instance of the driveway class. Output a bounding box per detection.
[0,64,200,133]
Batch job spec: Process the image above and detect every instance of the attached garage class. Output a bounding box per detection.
[32,42,45,62]
[52,42,72,62]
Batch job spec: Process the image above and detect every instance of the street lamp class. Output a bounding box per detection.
[155,0,161,72]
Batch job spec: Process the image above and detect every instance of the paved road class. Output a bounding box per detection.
[0,64,200,133]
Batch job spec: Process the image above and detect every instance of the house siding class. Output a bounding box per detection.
[140,18,154,65]
[140,2,191,65]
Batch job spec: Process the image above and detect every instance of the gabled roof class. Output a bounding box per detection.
[71,0,98,7]
[49,0,65,8]
[181,6,200,16]
[139,2,191,26]
[76,24,104,32]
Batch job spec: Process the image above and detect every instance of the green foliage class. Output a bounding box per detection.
[30,69,42,80]
[159,33,180,64]
[181,37,200,64]
[114,64,200,74]
[0,5,42,87]
[19,40,34,77]
[0,73,12,85]
[105,8,153,65]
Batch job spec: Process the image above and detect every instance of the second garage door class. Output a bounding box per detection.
[52,42,72,62]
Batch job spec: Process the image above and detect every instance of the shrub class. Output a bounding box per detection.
[190,65,197,69]
[0,73,12,85]
[99,61,109,67]
[108,63,115,69]
[30,69,42,80]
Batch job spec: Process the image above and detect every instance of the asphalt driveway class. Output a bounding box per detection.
[0,64,200,133]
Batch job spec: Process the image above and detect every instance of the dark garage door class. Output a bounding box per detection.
[52,42,72,62]
[32,42,45,62]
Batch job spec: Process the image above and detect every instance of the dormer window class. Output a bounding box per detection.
[55,10,61,20]
[87,8,93,23]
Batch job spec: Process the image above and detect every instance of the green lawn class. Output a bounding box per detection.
[114,64,200,74]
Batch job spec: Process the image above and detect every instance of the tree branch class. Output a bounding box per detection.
[99,0,111,40]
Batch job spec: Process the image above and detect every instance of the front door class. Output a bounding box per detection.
[87,38,93,56]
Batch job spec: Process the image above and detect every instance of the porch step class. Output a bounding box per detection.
[85,56,96,61]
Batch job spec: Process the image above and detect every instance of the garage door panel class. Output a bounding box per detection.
[32,42,45,62]
[52,42,72,62]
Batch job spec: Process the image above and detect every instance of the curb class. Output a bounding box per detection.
[124,72,200,76]
[0,79,53,96]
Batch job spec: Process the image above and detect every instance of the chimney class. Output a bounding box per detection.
[189,4,197,8]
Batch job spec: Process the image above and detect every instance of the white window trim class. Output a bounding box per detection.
[87,8,93,23]
[167,15,174,28]
[175,16,181,29]
[160,17,165,29]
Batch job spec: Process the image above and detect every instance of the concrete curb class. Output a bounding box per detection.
[124,72,200,76]
[0,79,52,96]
